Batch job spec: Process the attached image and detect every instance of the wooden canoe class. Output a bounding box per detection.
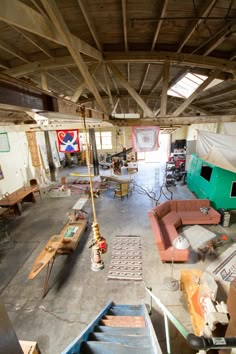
[57,220,88,254]
[28,235,63,280]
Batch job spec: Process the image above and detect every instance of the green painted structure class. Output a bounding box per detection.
[187,154,236,210]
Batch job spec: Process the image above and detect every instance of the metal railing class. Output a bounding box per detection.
[145,286,236,353]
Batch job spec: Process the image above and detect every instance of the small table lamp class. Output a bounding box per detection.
[165,235,190,291]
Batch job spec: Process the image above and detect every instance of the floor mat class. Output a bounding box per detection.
[107,235,143,281]
[181,225,216,251]
[206,243,236,282]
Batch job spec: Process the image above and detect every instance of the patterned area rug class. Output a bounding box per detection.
[107,235,143,281]
[206,243,236,282]
[181,225,216,251]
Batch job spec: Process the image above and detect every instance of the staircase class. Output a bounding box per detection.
[61,302,162,354]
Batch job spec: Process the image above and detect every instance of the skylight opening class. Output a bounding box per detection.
[168,72,222,99]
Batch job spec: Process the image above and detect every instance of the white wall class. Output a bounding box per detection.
[0,131,34,195]
[0,130,58,196]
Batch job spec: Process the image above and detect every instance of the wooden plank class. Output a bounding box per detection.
[160,62,169,116]
[28,235,63,280]
[0,0,102,61]
[19,341,39,354]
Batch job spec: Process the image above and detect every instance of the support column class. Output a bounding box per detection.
[44,131,56,181]
[89,128,99,176]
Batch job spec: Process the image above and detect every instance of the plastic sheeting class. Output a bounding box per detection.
[196,130,236,173]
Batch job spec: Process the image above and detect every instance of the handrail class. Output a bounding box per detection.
[145,287,236,352]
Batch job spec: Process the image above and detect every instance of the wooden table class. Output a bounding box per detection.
[0,186,37,215]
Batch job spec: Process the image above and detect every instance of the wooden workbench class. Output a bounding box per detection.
[0,186,37,215]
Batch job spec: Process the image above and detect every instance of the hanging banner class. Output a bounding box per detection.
[132,126,159,152]
[56,129,80,153]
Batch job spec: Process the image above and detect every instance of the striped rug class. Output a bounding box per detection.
[107,235,143,281]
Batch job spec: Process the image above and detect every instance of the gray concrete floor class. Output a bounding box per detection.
[0,162,235,354]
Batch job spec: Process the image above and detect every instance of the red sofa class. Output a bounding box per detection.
[148,199,221,262]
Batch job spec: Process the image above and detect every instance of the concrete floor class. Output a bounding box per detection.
[0,161,235,354]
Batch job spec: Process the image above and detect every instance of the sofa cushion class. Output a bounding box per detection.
[159,222,178,249]
[179,211,215,225]
[148,210,166,251]
[176,199,210,212]
[162,211,182,228]
[154,201,171,218]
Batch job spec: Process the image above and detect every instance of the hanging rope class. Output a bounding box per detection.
[80,106,107,270]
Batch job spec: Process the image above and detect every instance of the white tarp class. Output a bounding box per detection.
[196,130,236,173]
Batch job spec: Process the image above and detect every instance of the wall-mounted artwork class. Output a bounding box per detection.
[0,165,4,180]
[0,132,10,152]
[56,130,80,153]
[132,126,159,152]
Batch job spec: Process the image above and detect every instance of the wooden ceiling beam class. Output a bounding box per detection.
[171,69,221,117]
[195,85,236,104]
[110,114,236,126]
[71,63,99,103]
[47,72,75,91]
[108,63,154,117]
[5,51,236,78]
[77,0,102,52]
[12,25,53,58]
[41,0,106,113]
[103,64,114,109]
[0,0,102,61]
[104,52,236,74]
[160,62,169,116]
[111,97,120,115]
[0,39,29,63]
[139,0,168,95]
[151,0,169,50]
[121,0,128,51]
[177,0,216,53]
[200,95,236,106]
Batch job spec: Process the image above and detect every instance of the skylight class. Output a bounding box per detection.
[168,73,222,99]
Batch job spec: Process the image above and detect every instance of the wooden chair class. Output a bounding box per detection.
[114,183,129,199]
[30,179,42,199]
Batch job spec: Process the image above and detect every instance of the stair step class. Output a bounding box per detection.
[94,326,147,335]
[80,341,154,354]
[108,305,144,316]
[89,332,150,346]
[100,315,145,327]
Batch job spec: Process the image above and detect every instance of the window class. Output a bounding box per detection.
[168,72,223,99]
[230,182,236,197]
[95,131,112,150]
[200,164,213,182]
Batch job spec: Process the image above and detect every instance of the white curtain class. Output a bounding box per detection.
[196,130,236,173]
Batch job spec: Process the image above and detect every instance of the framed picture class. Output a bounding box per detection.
[0,132,10,152]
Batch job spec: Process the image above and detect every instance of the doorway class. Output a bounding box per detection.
[137,134,170,163]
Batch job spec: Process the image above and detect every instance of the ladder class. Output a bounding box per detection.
[61,301,162,354]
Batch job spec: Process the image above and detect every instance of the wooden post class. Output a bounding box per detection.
[89,128,99,176]
[44,131,56,181]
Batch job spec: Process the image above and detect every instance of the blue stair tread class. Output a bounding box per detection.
[81,341,155,354]
[94,326,147,335]
[108,307,144,316]
[89,332,150,346]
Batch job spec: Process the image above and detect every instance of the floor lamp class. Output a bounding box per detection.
[165,235,190,291]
